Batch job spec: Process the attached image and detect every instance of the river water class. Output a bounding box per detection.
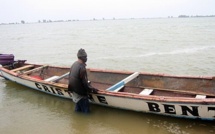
[0,17,215,134]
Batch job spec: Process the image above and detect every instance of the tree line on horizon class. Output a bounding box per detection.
[1,15,215,25]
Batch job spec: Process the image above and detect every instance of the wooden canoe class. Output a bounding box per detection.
[1,62,215,121]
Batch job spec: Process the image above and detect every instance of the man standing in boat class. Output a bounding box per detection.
[68,48,98,113]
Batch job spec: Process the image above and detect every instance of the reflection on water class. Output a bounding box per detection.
[0,79,214,134]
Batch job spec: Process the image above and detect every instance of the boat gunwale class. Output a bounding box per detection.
[89,68,214,80]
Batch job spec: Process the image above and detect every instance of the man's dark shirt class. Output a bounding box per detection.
[68,61,93,96]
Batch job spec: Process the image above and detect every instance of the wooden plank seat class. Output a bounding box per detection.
[107,72,140,92]
[45,76,60,82]
[139,89,154,95]
[45,72,70,82]
[113,85,124,92]
[11,65,34,72]
[196,95,206,99]
[23,65,48,75]
[52,72,69,82]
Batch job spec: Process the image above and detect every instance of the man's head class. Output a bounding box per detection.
[77,48,87,63]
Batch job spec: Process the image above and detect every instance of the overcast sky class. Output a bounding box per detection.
[1,0,215,23]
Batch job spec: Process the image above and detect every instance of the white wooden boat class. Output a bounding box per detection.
[0,56,215,121]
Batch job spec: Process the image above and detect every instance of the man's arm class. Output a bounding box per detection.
[80,67,98,93]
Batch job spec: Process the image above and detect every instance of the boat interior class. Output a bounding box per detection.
[3,62,215,99]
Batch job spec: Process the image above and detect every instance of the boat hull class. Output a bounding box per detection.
[1,68,215,121]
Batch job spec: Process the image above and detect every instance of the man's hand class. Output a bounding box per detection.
[91,88,98,94]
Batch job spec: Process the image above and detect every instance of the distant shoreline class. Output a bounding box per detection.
[1,15,215,25]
